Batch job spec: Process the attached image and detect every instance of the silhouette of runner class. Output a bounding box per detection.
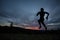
[36,8,49,30]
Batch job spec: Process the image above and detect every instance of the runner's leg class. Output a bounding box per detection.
[42,22,47,30]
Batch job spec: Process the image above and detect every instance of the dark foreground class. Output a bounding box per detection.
[0,26,60,40]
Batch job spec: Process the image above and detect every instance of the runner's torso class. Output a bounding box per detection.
[39,12,45,19]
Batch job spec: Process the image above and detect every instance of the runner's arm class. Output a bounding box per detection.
[45,12,49,20]
[36,12,40,16]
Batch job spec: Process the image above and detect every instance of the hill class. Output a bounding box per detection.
[0,26,60,40]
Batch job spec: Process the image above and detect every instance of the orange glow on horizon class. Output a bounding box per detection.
[0,23,45,30]
[24,26,45,30]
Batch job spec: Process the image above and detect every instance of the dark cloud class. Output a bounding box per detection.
[0,0,60,29]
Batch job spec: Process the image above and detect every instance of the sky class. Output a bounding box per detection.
[0,0,60,30]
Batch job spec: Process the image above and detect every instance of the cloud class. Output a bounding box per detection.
[0,0,60,30]
[47,23,60,25]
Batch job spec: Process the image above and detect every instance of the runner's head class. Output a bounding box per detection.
[40,8,44,12]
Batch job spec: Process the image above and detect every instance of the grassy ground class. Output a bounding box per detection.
[0,33,60,40]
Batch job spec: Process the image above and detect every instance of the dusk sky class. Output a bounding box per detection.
[0,0,60,30]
